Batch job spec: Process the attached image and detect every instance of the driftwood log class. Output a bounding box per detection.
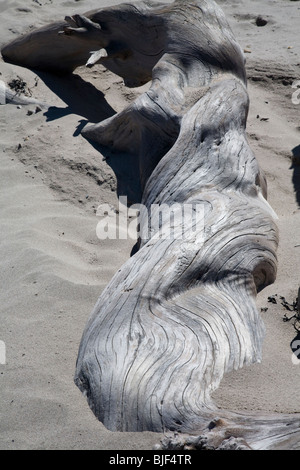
[3,0,300,450]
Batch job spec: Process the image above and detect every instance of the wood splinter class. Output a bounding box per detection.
[86,48,108,68]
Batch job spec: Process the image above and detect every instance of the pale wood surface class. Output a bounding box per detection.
[2,0,299,449]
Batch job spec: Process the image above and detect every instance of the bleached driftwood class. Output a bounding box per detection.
[3,0,300,450]
[0,79,48,107]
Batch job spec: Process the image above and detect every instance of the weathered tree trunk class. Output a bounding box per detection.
[3,0,299,449]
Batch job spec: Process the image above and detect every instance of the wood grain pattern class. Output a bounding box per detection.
[3,0,300,449]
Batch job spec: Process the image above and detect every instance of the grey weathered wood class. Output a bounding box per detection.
[2,0,300,449]
[0,79,48,107]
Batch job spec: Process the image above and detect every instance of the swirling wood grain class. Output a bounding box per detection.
[3,0,300,449]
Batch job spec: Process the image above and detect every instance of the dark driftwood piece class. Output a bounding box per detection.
[3,0,300,450]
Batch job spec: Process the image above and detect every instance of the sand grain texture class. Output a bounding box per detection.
[0,0,300,450]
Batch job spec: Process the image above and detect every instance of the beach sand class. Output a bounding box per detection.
[0,0,299,450]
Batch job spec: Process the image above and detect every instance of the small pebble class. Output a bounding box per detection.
[256,16,268,27]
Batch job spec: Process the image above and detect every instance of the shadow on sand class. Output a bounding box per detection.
[35,70,142,206]
[291,144,300,207]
